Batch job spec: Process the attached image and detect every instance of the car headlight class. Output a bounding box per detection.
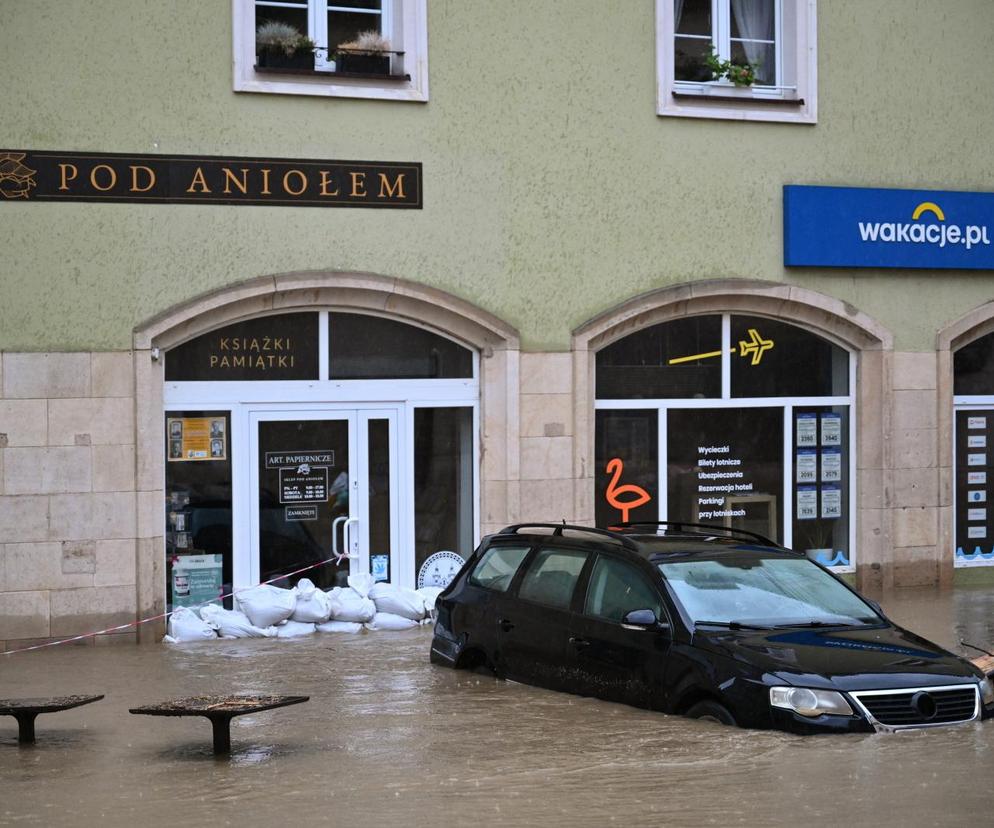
[770,686,854,718]
[980,677,994,706]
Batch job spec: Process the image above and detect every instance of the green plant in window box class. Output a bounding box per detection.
[256,21,316,71]
[704,47,758,87]
[335,30,392,75]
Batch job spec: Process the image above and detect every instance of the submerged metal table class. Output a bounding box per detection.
[129,694,310,754]
[0,695,104,744]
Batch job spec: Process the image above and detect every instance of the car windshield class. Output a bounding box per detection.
[657,555,879,627]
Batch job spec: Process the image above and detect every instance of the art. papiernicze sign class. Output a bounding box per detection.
[0,149,421,208]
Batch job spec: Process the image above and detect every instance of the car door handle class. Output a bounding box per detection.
[498,618,515,632]
[569,636,590,649]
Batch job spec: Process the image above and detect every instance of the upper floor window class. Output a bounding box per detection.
[234,0,429,102]
[657,0,817,124]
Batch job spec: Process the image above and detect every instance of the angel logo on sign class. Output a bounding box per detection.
[858,201,992,251]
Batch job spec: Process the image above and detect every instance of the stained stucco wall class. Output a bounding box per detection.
[1,0,993,352]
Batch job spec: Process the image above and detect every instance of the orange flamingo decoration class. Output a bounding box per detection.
[605,458,651,523]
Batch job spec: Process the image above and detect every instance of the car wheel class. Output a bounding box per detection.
[685,700,736,726]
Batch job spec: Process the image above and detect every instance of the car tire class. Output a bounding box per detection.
[685,700,736,726]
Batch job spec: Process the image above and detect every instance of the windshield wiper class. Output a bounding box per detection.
[694,620,772,631]
[769,620,863,629]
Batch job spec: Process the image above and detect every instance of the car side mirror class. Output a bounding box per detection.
[621,609,670,635]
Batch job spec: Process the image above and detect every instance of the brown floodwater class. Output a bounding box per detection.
[2,587,994,827]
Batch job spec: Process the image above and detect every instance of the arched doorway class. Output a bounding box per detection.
[133,272,519,626]
[572,280,891,585]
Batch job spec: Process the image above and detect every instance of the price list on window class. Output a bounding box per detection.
[793,410,845,522]
[955,411,994,562]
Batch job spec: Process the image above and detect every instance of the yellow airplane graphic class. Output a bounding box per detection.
[667,328,774,366]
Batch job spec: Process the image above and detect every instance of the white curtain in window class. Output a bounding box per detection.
[674,0,685,32]
[730,0,774,65]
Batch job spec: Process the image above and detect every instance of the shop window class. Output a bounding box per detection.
[233,0,429,102]
[329,313,473,379]
[596,315,722,399]
[165,411,233,612]
[658,0,817,124]
[414,407,475,581]
[953,333,994,567]
[954,331,994,396]
[165,313,319,382]
[730,315,849,398]
[595,312,854,569]
[596,410,659,528]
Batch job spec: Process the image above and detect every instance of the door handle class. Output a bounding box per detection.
[498,618,515,632]
[331,516,347,560]
[343,517,359,557]
[569,636,590,649]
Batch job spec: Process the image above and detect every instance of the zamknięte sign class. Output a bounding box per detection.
[0,149,420,208]
[784,185,994,270]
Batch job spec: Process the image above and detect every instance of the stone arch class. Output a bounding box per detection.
[935,300,994,586]
[571,279,893,590]
[131,271,520,635]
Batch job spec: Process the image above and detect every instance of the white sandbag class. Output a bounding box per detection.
[327,586,376,623]
[291,577,333,623]
[365,611,419,631]
[316,620,363,634]
[166,606,218,642]
[369,582,426,621]
[347,572,374,599]
[416,586,445,615]
[200,603,277,638]
[236,584,297,627]
[275,620,316,637]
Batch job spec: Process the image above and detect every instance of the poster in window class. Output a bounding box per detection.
[969,434,987,448]
[969,453,987,466]
[167,416,227,462]
[968,508,987,522]
[796,450,817,483]
[821,485,842,519]
[968,416,987,429]
[796,487,817,520]
[969,471,987,484]
[820,413,842,446]
[968,525,987,539]
[796,413,818,447]
[821,448,842,482]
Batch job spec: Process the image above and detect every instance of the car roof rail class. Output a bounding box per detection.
[498,523,640,552]
[610,521,777,547]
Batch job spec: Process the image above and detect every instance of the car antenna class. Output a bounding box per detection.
[960,639,994,658]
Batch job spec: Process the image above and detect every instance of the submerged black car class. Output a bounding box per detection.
[430,523,994,734]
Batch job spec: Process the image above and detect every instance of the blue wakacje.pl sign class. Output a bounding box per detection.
[784,185,994,270]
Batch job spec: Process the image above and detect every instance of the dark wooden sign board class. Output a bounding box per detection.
[0,149,421,208]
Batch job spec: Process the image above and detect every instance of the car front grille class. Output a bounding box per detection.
[850,685,979,728]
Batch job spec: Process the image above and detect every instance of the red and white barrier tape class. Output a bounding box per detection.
[1,552,350,656]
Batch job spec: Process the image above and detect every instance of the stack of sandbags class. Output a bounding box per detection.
[200,603,277,638]
[291,578,333,623]
[366,581,429,630]
[236,584,297,627]
[163,606,218,643]
[325,573,376,623]
[275,620,317,637]
[316,620,363,634]
[416,586,445,617]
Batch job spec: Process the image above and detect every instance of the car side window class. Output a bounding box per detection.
[468,545,531,592]
[517,548,589,610]
[584,556,664,624]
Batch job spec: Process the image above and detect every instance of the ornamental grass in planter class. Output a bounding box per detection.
[256,21,316,70]
[335,30,392,75]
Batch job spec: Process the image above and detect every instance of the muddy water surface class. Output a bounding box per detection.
[2,587,993,827]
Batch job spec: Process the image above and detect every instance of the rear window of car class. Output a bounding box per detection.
[517,548,588,610]
[468,545,531,592]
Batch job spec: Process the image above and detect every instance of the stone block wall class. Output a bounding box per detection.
[0,352,139,650]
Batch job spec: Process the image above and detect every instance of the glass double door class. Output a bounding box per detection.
[249,408,399,590]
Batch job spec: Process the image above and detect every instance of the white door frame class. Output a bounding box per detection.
[246,404,404,588]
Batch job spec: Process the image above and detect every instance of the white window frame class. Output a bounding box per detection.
[656,0,817,124]
[233,0,429,102]
[594,313,856,572]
